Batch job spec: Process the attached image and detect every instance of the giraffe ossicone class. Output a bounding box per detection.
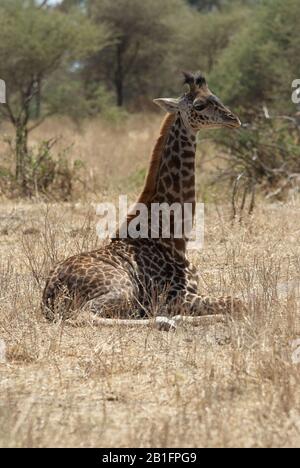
[42,71,245,329]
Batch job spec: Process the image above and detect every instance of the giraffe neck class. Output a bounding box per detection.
[147,113,197,258]
[149,114,197,203]
[118,113,197,260]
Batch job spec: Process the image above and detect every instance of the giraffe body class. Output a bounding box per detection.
[42,72,244,326]
[43,238,197,319]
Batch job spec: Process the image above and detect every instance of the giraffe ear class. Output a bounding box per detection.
[153,98,180,113]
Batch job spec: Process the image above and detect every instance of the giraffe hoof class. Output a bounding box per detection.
[154,316,177,332]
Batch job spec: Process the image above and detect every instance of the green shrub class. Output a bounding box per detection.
[0,138,84,200]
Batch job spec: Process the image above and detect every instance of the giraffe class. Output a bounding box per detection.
[42,71,244,331]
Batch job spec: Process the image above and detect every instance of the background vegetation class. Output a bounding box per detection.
[0,0,299,203]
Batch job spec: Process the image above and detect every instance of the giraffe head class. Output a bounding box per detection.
[153,71,241,132]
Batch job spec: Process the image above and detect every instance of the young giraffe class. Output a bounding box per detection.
[42,72,244,331]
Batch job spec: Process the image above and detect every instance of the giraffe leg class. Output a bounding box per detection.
[72,315,177,331]
[194,294,246,319]
[173,314,226,327]
[85,291,136,318]
[66,305,177,332]
[167,292,246,321]
[160,294,246,330]
[65,289,136,326]
[64,287,177,331]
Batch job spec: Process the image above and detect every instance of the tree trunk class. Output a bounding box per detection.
[115,44,124,107]
[35,78,41,119]
[15,123,29,195]
[116,77,124,107]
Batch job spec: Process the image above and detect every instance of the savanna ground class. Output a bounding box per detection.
[0,115,300,448]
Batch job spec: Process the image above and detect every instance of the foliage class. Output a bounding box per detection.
[0,0,299,201]
[0,0,105,112]
[0,137,84,200]
[211,0,300,112]
[0,0,107,195]
[212,117,300,216]
[85,0,192,106]
[183,7,248,74]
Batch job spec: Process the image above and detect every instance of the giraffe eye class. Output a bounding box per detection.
[194,102,208,112]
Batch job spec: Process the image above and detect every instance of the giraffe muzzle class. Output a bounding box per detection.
[225,112,241,129]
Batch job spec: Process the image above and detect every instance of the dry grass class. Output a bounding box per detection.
[0,114,219,201]
[0,116,300,448]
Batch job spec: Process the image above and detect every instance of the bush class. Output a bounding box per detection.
[212,117,300,216]
[0,138,84,200]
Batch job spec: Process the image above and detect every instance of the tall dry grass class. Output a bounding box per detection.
[0,116,300,447]
[0,114,221,202]
[32,115,161,197]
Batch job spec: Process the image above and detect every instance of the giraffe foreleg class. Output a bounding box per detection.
[167,292,246,320]
[192,294,246,318]
[66,311,178,331]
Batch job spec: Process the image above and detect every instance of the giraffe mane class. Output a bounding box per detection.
[137,112,176,205]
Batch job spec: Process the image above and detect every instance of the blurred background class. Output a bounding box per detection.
[0,0,299,209]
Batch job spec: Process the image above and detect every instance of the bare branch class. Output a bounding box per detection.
[262,104,297,124]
